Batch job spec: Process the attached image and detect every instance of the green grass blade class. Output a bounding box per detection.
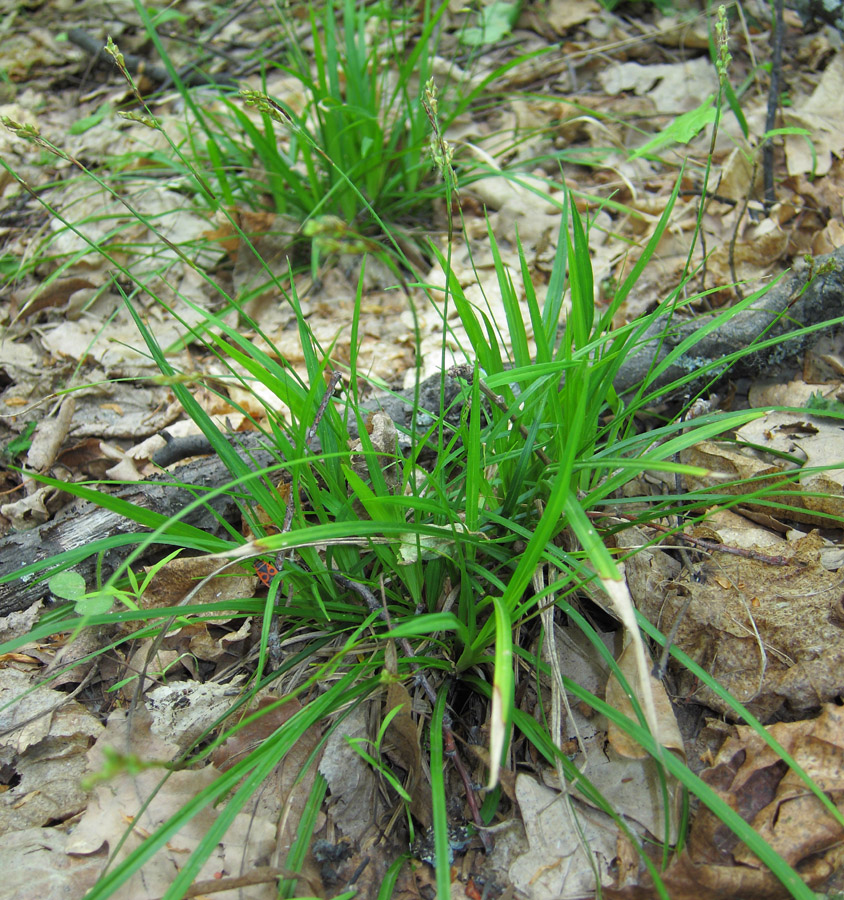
[429,684,450,900]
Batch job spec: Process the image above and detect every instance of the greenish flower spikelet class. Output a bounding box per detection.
[423,78,455,185]
[715,5,732,84]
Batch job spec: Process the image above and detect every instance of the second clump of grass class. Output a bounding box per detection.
[171,0,461,255]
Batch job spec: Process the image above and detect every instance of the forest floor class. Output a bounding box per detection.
[2,1,844,898]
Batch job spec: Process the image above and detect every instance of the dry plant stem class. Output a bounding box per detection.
[331,573,492,850]
[536,570,582,758]
[589,510,806,566]
[679,189,737,207]
[763,0,785,211]
[653,589,695,680]
[734,0,759,77]
[155,0,258,91]
[346,855,370,888]
[656,405,713,675]
[304,372,343,450]
[196,0,258,48]
[536,569,596,875]
[671,404,698,577]
[688,123,720,295]
[68,29,239,89]
[686,6,733,297]
[152,865,316,899]
[448,366,554,468]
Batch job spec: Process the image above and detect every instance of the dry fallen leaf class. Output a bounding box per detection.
[66,707,276,900]
[543,0,601,34]
[509,774,616,898]
[598,56,716,114]
[318,701,383,843]
[682,437,844,525]
[0,826,105,900]
[147,679,246,749]
[699,705,844,866]
[383,680,430,828]
[212,696,322,861]
[622,528,844,720]
[605,635,685,761]
[785,51,844,176]
[0,667,103,835]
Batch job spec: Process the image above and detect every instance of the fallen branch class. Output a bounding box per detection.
[362,246,844,432]
[612,245,844,396]
[0,437,277,617]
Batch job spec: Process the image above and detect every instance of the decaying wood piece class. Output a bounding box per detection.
[0,441,278,618]
[611,244,844,396]
[364,246,844,429]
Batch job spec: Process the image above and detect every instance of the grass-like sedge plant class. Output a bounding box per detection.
[1,151,837,900]
[126,0,470,270]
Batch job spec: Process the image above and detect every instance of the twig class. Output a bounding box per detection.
[67,28,238,89]
[763,0,784,211]
[304,372,342,451]
[678,189,738,206]
[653,586,695,680]
[151,866,313,899]
[448,365,553,468]
[671,399,700,577]
[588,510,806,567]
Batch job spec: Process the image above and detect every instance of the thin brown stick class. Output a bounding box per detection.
[763,0,784,211]
[588,510,807,567]
[304,371,343,451]
[151,866,313,900]
[652,587,695,680]
[448,365,553,468]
